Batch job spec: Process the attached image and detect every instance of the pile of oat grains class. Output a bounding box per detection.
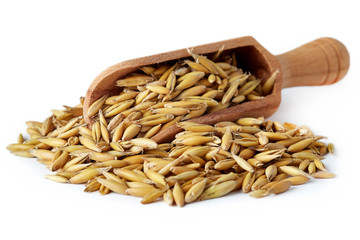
[7,47,335,206]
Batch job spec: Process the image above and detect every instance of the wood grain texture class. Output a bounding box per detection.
[278,37,350,88]
[83,36,350,143]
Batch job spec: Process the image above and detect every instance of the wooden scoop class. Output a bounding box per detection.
[84,36,349,143]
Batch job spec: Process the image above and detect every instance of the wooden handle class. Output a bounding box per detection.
[277,37,350,88]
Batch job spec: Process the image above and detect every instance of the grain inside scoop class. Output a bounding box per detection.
[84,36,350,143]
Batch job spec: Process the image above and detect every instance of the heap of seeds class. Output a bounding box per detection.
[7,48,335,206]
[7,101,335,206]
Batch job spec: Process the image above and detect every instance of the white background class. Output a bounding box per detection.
[1,1,359,239]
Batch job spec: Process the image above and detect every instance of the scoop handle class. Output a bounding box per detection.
[276,37,350,88]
